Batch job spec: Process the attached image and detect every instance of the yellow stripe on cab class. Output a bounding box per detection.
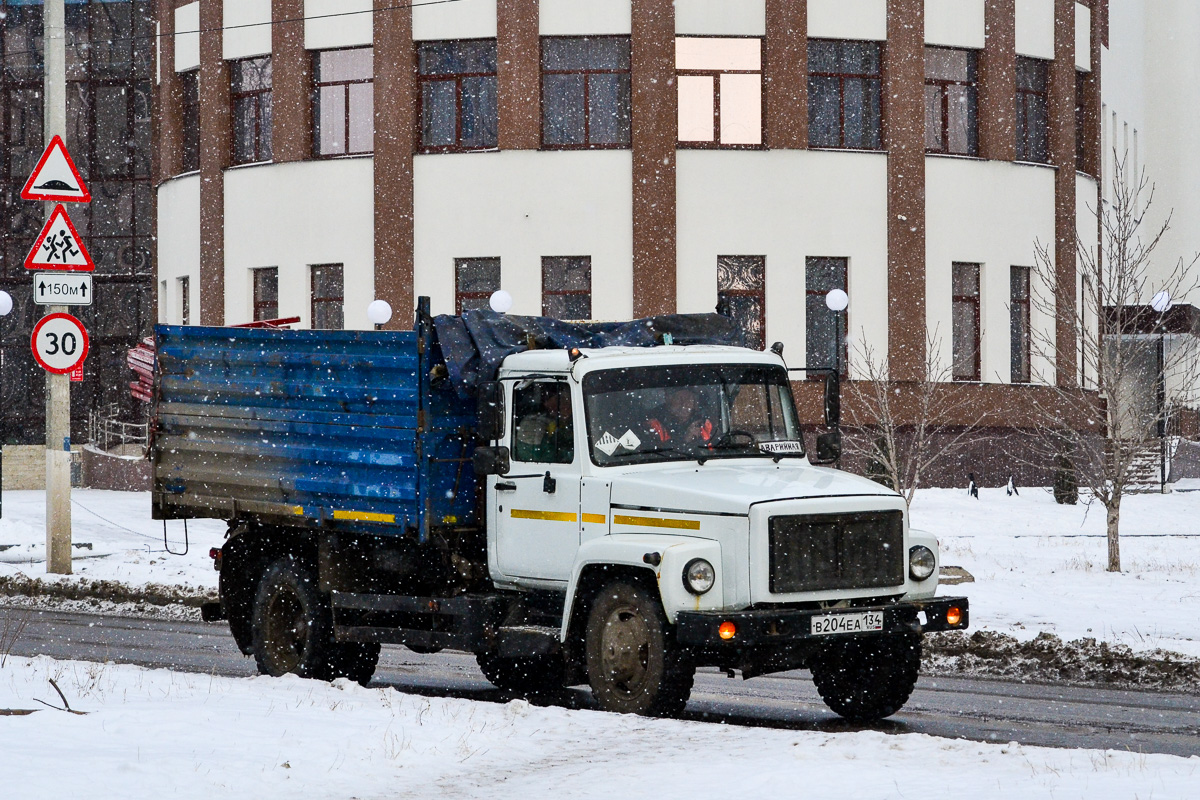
[511,508,578,523]
[613,514,700,531]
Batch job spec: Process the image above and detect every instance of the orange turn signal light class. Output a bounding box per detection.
[718,621,737,640]
[946,606,962,626]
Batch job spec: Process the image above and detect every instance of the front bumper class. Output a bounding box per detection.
[675,596,969,648]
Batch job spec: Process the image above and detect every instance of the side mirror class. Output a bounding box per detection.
[824,373,841,428]
[477,381,505,441]
[811,431,842,465]
[473,445,511,476]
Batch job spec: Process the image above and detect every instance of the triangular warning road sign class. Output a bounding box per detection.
[25,205,95,272]
[21,135,91,203]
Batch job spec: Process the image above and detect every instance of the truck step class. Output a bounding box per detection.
[496,625,562,657]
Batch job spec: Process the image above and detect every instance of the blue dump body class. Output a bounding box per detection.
[152,324,478,540]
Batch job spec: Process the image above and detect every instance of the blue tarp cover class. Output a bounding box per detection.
[433,310,744,392]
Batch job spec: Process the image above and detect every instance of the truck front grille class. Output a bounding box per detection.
[768,511,904,594]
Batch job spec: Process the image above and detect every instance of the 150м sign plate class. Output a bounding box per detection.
[34,272,92,306]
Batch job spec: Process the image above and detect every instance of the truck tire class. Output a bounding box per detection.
[809,632,922,722]
[584,580,694,716]
[251,556,337,681]
[476,653,566,694]
[329,642,381,686]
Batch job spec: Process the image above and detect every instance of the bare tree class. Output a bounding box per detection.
[1028,156,1200,572]
[843,329,986,507]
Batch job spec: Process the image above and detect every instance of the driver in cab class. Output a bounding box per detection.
[646,387,715,446]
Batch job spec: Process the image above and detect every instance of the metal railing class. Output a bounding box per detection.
[88,403,148,454]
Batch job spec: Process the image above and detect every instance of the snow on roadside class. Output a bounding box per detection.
[910,487,1200,658]
[0,654,1196,800]
[2,486,1200,660]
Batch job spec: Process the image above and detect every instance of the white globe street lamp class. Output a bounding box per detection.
[489,290,513,314]
[1151,290,1173,313]
[0,290,12,317]
[825,288,849,312]
[367,299,393,327]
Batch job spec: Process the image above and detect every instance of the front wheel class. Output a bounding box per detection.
[809,632,922,722]
[584,580,694,716]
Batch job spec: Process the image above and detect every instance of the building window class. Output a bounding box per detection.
[180,68,199,172]
[808,40,882,150]
[806,257,848,374]
[231,56,273,165]
[924,47,977,156]
[311,264,344,330]
[1010,266,1031,383]
[253,267,279,321]
[313,48,373,157]
[178,276,190,325]
[952,262,981,382]
[1075,70,1088,171]
[542,256,592,319]
[542,37,630,148]
[676,37,762,147]
[1015,56,1048,163]
[418,40,498,152]
[717,256,766,349]
[455,257,500,314]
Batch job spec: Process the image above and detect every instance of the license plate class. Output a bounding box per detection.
[810,610,884,636]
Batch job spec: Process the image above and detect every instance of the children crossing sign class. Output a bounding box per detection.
[24,204,95,272]
[21,134,91,203]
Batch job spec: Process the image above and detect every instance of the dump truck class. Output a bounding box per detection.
[152,299,968,720]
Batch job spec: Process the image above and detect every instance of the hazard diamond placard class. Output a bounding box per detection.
[21,134,91,203]
[25,204,94,272]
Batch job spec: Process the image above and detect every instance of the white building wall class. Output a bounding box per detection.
[675,150,889,376]
[540,0,630,35]
[924,0,985,50]
[675,0,765,36]
[224,0,272,60]
[224,160,375,329]
[1015,0,1055,60]
[807,0,887,41]
[1076,173,1101,387]
[156,175,202,325]
[305,0,373,49]
[413,151,634,320]
[413,0,496,41]
[174,2,200,72]
[925,158,1056,383]
[1075,2,1091,70]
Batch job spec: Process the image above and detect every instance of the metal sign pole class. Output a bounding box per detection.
[44,0,71,575]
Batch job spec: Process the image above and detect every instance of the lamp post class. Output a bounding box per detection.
[825,289,849,466]
[1151,290,1172,493]
[0,289,11,517]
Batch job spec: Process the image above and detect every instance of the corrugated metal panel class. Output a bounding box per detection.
[153,325,478,536]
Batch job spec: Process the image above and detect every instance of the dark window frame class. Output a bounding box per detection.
[455,257,501,314]
[230,56,273,165]
[717,255,766,350]
[416,38,498,154]
[180,68,200,172]
[310,263,344,330]
[807,38,883,151]
[805,256,848,377]
[541,256,592,320]
[179,275,190,325]
[952,262,981,382]
[675,35,764,150]
[311,47,374,158]
[924,46,978,156]
[252,267,279,321]
[1010,265,1032,384]
[540,35,631,150]
[1015,56,1049,164]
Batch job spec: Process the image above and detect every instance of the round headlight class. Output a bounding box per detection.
[909,545,936,581]
[683,558,715,595]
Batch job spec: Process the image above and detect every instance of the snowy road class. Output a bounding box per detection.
[5,605,1198,758]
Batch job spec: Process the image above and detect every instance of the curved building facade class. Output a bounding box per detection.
[154,0,1108,482]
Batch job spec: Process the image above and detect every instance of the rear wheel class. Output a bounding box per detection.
[329,642,381,686]
[809,632,922,722]
[476,653,566,694]
[252,556,335,680]
[584,580,694,716]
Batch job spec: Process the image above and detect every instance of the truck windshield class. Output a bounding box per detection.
[582,364,804,466]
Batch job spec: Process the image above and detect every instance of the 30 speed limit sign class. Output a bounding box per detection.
[31,312,89,374]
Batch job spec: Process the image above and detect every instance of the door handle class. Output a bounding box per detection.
[496,481,517,491]
[543,471,556,494]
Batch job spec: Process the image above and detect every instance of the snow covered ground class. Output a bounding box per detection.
[1,486,1199,656]
[0,654,1195,800]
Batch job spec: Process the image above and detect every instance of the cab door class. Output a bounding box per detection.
[494,380,582,582]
